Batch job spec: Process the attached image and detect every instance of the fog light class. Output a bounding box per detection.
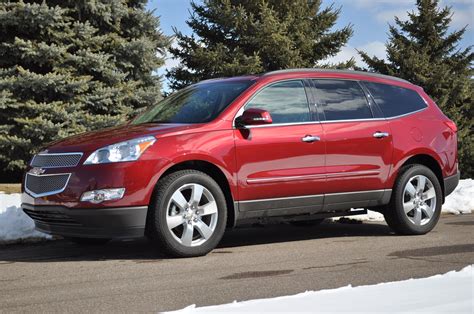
[81,188,125,204]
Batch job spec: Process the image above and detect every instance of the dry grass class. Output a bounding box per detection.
[0,183,21,194]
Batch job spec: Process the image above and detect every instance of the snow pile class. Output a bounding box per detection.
[442,178,474,214]
[0,192,51,243]
[336,178,474,222]
[169,265,473,313]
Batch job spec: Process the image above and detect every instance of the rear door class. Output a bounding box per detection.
[311,79,393,208]
[234,80,326,216]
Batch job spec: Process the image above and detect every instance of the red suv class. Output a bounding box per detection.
[22,69,460,257]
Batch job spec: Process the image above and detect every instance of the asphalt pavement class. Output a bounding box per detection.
[0,214,473,312]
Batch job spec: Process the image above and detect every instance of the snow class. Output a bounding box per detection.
[336,208,385,222]
[442,178,474,215]
[168,265,474,313]
[0,192,51,243]
[0,179,472,243]
[336,178,474,222]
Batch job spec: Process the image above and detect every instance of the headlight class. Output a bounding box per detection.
[84,136,156,165]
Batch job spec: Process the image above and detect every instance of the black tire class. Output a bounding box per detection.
[66,237,111,245]
[146,170,227,257]
[290,218,325,227]
[384,164,442,235]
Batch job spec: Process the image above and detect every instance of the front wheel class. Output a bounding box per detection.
[146,170,227,257]
[384,164,442,235]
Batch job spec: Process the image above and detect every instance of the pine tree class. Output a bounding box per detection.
[359,0,473,178]
[0,0,169,181]
[167,0,354,90]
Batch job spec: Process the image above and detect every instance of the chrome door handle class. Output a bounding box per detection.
[302,135,320,143]
[373,131,390,138]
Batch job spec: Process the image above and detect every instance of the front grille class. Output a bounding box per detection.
[25,173,71,197]
[23,208,80,225]
[31,153,83,168]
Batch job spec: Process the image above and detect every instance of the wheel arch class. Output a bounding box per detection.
[396,154,445,201]
[156,159,238,228]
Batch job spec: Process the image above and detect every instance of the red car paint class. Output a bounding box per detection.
[21,69,458,234]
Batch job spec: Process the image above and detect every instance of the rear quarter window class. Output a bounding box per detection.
[364,82,427,118]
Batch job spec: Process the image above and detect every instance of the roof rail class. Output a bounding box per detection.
[262,68,410,84]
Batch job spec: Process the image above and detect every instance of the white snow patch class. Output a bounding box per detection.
[0,192,51,243]
[168,265,473,313]
[336,209,385,222]
[442,178,474,215]
[335,178,474,222]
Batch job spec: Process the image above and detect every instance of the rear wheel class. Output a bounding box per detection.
[146,170,227,257]
[384,164,442,235]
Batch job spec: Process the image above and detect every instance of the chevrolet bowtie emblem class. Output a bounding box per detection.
[29,167,46,175]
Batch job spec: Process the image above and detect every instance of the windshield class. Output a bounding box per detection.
[132,80,254,124]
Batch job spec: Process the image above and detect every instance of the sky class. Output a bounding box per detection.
[147,0,473,88]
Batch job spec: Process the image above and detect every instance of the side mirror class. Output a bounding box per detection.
[236,108,273,126]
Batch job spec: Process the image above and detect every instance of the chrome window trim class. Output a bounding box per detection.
[320,117,385,124]
[383,107,427,120]
[30,152,84,168]
[242,120,322,129]
[319,107,427,124]
[24,173,71,198]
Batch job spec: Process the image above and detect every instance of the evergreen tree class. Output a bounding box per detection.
[167,0,354,90]
[359,0,473,177]
[0,0,169,181]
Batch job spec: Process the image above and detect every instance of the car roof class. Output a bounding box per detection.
[197,69,411,86]
[262,68,410,84]
[196,75,260,84]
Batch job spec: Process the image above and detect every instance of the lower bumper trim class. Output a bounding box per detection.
[22,204,148,239]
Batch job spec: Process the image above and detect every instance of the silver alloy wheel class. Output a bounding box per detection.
[402,175,437,226]
[166,183,218,247]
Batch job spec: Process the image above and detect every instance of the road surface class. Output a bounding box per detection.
[1,214,473,312]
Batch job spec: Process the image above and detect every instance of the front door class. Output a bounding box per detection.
[234,80,326,216]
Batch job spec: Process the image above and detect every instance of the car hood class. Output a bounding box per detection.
[43,123,208,153]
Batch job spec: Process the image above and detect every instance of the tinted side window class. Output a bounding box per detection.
[313,80,372,121]
[364,82,427,117]
[245,80,311,124]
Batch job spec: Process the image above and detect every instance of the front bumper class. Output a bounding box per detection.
[444,171,460,197]
[22,203,148,239]
[21,157,169,209]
